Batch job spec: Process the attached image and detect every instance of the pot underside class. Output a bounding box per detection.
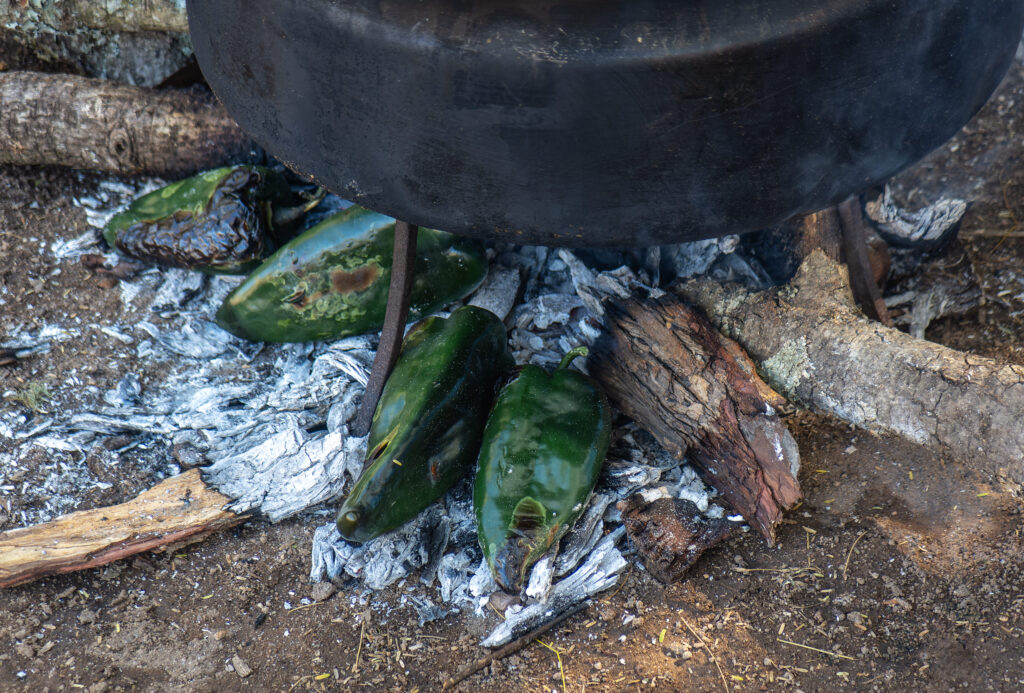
[188,0,1024,246]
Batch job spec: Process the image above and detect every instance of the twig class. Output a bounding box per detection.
[351,619,366,674]
[842,531,868,581]
[286,674,312,692]
[776,637,856,660]
[962,229,1024,239]
[679,614,730,693]
[441,602,588,691]
[536,639,568,693]
[0,469,242,588]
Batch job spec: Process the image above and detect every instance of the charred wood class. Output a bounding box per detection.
[618,496,735,583]
[587,294,802,544]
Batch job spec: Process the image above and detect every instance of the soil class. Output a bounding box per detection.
[2,59,1024,693]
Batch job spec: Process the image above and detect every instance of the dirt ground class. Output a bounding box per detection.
[3,60,1024,693]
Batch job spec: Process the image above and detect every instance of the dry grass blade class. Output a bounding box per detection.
[776,637,856,660]
[679,614,730,693]
[442,603,587,691]
[842,531,868,581]
[536,639,568,693]
[352,618,367,674]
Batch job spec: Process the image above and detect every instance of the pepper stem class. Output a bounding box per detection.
[270,187,327,229]
[557,346,589,371]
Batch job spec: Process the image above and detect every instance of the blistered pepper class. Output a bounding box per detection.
[214,205,488,342]
[474,347,612,592]
[103,166,319,274]
[337,306,512,543]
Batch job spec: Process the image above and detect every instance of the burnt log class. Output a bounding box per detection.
[0,470,242,588]
[680,250,1024,483]
[588,293,802,543]
[618,496,736,583]
[0,71,256,176]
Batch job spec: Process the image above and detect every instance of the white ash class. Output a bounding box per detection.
[663,235,741,279]
[524,554,557,601]
[466,265,521,321]
[9,262,378,523]
[554,493,615,576]
[16,204,739,642]
[865,184,967,247]
[481,527,628,647]
[310,504,450,591]
[207,429,365,521]
[59,177,167,259]
[884,247,983,339]
[437,548,478,604]
[407,596,452,627]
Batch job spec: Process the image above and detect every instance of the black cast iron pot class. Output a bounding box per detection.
[188,0,1024,247]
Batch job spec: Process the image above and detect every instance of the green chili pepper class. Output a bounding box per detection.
[103,166,320,274]
[474,347,612,593]
[337,306,512,543]
[214,205,488,343]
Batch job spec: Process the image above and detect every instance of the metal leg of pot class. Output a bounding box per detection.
[838,198,893,326]
[353,221,419,437]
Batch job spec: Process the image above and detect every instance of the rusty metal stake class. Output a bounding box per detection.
[838,198,893,326]
[353,221,418,437]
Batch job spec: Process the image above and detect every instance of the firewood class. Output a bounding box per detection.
[0,469,243,588]
[587,293,802,544]
[680,250,1024,483]
[618,496,735,583]
[0,0,187,34]
[0,71,255,176]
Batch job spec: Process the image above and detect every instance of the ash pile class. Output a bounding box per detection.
[1,179,966,646]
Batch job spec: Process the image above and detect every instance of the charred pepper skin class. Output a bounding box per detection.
[214,205,488,343]
[337,306,513,543]
[103,166,297,274]
[474,347,612,593]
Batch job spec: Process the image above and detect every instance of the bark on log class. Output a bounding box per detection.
[0,28,194,87]
[0,71,256,176]
[0,469,242,588]
[588,294,802,543]
[0,0,191,86]
[680,250,1024,483]
[618,496,736,583]
[0,1,187,34]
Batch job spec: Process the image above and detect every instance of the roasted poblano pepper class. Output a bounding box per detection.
[215,205,488,342]
[103,166,319,274]
[474,347,612,593]
[337,306,512,543]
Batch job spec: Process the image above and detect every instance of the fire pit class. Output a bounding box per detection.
[188,0,1024,425]
[187,0,1024,245]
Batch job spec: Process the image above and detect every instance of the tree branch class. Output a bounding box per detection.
[680,250,1024,483]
